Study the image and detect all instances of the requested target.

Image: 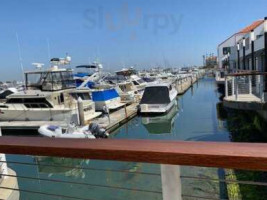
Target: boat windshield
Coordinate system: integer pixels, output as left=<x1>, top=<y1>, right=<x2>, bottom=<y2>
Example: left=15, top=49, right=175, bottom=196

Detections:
left=137, top=78, right=145, bottom=84
left=26, top=71, right=76, bottom=91
left=140, top=86, right=171, bottom=104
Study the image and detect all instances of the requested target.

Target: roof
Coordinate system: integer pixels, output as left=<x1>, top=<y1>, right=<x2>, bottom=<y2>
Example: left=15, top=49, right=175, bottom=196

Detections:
left=238, top=20, right=264, bottom=34
left=218, top=19, right=264, bottom=47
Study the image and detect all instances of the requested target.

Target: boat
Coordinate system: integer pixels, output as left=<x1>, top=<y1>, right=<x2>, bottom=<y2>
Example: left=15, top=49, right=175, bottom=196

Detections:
left=74, top=63, right=103, bottom=88
left=38, top=123, right=109, bottom=139
left=0, top=56, right=102, bottom=122
left=76, top=63, right=126, bottom=111
left=0, top=88, right=18, bottom=103
left=139, top=82, right=178, bottom=114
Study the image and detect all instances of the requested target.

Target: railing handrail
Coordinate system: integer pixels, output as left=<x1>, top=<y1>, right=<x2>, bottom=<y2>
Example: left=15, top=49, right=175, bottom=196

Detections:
left=1, top=136, right=267, bottom=171
left=226, top=71, right=267, bottom=77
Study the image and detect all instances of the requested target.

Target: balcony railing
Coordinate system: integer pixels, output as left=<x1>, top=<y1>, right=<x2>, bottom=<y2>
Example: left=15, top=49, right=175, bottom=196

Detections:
left=225, top=71, right=267, bottom=103
left=1, top=137, right=267, bottom=199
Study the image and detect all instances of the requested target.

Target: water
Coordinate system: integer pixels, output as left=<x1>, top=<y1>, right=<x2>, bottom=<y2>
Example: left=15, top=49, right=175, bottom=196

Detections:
left=111, top=77, right=229, bottom=141
left=5, top=77, right=267, bottom=200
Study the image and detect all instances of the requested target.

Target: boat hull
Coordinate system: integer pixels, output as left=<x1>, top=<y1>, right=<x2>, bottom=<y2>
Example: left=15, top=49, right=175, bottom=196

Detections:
left=140, top=98, right=177, bottom=114
left=0, top=109, right=75, bottom=122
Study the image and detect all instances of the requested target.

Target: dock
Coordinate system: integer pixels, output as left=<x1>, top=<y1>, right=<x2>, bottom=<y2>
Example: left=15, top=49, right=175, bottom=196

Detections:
left=91, top=103, right=138, bottom=132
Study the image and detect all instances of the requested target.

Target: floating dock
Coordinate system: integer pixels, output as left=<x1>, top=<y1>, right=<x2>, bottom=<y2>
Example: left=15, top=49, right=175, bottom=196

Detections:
left=91, top=103, right=138, bottom=132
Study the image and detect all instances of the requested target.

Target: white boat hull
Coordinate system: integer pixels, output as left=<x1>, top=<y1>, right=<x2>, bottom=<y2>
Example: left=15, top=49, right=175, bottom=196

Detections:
left=94, top=97, right=125, bottom=111
left=38, top=125, right=95, bottom=139
left=140, top=98, right=176, bottom=114
left=0, top=109, right=75, bottom=121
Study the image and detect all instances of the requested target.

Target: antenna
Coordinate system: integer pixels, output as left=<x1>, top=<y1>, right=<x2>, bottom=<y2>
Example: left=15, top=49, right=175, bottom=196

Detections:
left=16, top=33, right=26, bottom=91
left=47, top=38, right=51, bottom=61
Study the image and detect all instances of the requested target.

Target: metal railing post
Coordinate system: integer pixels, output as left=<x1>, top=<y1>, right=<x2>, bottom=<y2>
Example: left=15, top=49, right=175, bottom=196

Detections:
left=235, top=77, right=238, bottom=101
left=249, top=75, right=252, bottom=94
left=232, top=77, right=235, bottom=96
left=225, top=77, right=228, bottom=98
left=161, top=165, right=182, bottom=200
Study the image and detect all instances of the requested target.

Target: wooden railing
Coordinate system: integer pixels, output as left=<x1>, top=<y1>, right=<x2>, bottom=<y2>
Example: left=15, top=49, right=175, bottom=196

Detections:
left=1, top=136, right=267, bottom=171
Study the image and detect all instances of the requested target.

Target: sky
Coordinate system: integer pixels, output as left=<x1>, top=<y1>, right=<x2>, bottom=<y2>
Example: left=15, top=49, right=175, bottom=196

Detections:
left=0, top=0, right=267, bottom=81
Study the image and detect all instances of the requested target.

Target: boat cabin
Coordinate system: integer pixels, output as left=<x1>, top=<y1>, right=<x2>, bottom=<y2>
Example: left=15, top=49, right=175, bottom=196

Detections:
left=25, top=69, right=76, bottom=91
left=140, top=84, right=173, bottom=105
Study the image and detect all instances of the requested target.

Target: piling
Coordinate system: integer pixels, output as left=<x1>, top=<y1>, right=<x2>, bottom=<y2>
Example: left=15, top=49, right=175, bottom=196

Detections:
left=77, top=97, right=85, bottom=126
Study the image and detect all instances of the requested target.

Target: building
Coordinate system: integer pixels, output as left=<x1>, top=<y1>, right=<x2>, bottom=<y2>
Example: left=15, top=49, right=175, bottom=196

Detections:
left=205, top=54, right=217, bottom=67
left=217, top=18, right=266, bottom=72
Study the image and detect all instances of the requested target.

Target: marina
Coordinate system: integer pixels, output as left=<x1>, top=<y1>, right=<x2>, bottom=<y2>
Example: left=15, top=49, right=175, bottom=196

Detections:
left=1, top=1, right=267, bottom=200
left=2, top=76, right=267, bottom=200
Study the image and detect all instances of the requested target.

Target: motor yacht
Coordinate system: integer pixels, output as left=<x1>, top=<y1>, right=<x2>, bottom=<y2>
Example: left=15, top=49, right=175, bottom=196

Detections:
left=0, top=57, right=101, bottom=122
left=139, top=82, right=178, bottom=114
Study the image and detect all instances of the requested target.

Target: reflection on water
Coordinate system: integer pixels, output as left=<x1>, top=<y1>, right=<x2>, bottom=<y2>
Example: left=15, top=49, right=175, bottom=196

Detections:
left=112, top=77, right=229, bottom=141
left=216, top=105, right=267, bottom=200
left=36, top=156, right=89, bottom=178
left=141, top=104, right=179, bottom=134
left=6, top=77, right=267, bottom=200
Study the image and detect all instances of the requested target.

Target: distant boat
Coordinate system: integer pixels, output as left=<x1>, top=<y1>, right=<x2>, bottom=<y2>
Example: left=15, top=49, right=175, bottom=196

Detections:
left=139, top=82, right=178, bottom=114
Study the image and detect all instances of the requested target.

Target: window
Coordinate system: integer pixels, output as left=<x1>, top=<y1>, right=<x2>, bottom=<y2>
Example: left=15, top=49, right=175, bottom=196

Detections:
left=223, top=47, right=231, bottom=55
left=133, top=81, right=139, bottom=85
left=6, top=98, right=53, bottom=108
left=71, top=93, right=91, bottom=100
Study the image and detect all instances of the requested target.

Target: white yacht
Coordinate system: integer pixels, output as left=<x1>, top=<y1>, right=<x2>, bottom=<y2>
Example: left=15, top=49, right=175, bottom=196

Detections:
left=115, top=68, right=147, bottom=98
left=0, top=57, right=101, bottom=122
left=139, top=83, right=178, bottom=114
left=75, top=63, right=125, bottom=112
left=115, top=81, right=139, bottom=103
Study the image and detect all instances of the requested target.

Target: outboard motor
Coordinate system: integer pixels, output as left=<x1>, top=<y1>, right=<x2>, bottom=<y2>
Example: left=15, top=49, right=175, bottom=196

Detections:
left=88, top=123, right=109, bottom=138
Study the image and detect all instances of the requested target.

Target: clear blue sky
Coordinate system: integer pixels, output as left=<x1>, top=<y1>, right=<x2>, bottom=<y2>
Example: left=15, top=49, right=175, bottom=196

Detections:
left=0, top=0, right=267, bottom=81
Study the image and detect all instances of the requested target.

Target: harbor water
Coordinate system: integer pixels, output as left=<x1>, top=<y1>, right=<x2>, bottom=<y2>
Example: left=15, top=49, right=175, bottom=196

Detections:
left=5, top=77, right=267, bottom=200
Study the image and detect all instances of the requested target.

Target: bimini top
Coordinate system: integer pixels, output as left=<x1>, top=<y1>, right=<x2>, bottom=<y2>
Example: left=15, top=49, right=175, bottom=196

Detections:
left=76, top=65, right=98, bottom=69
left=140, top=83, right=172, bottom=104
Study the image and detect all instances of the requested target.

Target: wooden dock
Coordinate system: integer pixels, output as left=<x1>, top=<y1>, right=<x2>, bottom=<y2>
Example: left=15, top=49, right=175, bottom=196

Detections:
left=91, top=103, right=138, bottom=132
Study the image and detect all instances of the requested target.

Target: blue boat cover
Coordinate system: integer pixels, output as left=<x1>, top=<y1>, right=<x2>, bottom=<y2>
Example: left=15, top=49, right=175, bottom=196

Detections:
left=74, top=73, right=90, bottom=78
left=92, top=89, right=119, bottom=101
